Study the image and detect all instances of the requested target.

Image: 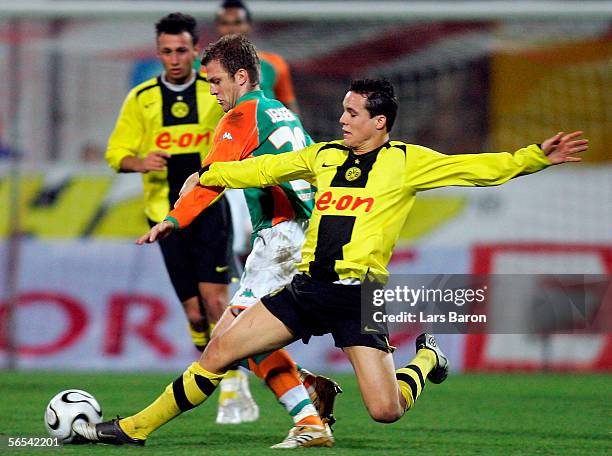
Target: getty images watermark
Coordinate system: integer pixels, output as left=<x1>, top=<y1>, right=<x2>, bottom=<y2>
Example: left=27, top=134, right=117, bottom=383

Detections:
left=371, top=283, right=488, bottom=323
left=361, top=274, right=612, bottom=334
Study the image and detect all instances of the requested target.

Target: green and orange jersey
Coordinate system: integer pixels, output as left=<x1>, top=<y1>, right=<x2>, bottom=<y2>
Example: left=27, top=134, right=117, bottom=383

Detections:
left=166, top=90, right=314, bottom=234
left=258, top=51, right=296, bottom=109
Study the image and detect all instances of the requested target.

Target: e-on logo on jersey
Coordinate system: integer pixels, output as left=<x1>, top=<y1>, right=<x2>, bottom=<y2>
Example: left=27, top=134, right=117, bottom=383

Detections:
left=155, top=131, right=212, bottom=149
left=315, top=191, right=374, bottom=213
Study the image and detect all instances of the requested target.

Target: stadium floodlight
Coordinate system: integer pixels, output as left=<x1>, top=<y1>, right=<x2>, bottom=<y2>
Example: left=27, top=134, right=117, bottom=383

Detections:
left=0, top=1, right=610, bottom=20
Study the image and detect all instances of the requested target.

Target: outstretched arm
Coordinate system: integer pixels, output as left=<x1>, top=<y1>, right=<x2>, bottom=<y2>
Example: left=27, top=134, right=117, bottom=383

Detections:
left=135, top=105, right=260, bottom=244
left=136, top=144, right=317, bottom=244
left=408, top=131, right=587, bottom=191
left=135, top=184, right=225, bottom=244
left=199, top=144, right=318, bottom=189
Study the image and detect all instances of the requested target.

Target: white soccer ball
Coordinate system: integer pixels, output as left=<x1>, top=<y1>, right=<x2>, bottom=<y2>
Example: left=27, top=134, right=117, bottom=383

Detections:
left=44, top=389, right=103, bottom=443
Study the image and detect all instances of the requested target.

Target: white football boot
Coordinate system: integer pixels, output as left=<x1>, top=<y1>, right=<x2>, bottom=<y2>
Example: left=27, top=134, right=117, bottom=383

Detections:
left=270, top=424, right=334, bottom=449
left=216, top=369, right=259, bottom=424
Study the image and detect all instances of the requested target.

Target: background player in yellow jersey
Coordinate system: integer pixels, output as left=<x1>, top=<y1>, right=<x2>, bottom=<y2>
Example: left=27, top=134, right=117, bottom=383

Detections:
left=76, top=78, right=587, bottom=448
left=105, top=13, right=258, bottom=421
left=215, top=0, right=300, bottom=115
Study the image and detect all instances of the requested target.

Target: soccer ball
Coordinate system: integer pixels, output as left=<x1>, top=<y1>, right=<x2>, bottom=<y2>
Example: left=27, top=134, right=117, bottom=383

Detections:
left=44, top=389, right=103, bottom=443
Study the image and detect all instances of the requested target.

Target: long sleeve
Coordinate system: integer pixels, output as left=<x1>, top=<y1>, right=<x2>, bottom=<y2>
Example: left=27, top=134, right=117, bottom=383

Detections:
left=105, top=91, right=144, bottom=171
left=406, top=144, right=552, bottom=191
left=165, top=185, right=225, bottom=229
left=166, top=101, right=260, bottom=229
left=200, top=143, right=319, bottom=189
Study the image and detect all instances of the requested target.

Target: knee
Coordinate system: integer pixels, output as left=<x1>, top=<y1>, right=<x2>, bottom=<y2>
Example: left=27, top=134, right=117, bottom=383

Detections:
left=181, top=298, right=205, bottom=325
left=185, top=307, right=204, bottom=326
left=206, top=296, right=228, bottom=313
left=200, top=291, right=228, bottom=319
left=367, top=402, right=403, bottom=423
left=201, top=335, right=235, bottom=371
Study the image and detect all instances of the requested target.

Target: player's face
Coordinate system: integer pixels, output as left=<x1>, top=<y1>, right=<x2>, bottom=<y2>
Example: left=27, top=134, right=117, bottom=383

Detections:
left=340, top=91, right=381, bottom=149
left=216, top=8, right=252, bottom=36
left=157, top=32, right=198, bottom=85
left=205, top=59, right=242, bottom=112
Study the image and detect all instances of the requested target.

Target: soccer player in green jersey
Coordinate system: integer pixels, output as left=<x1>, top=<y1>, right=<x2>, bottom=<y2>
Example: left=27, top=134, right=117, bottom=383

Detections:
left=105, top=13, right=264, bottom=423
left=75, top=73, right=587, bottom=448
left=74, top=35, right=338, bottom=448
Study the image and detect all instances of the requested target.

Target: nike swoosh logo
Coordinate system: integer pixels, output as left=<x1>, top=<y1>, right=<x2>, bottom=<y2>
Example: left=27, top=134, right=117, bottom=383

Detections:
left=215, top=265, right=229, bottom=272
left=322, top=163, right=338, bottom=168
left=363, top=325, right=379, bottom=333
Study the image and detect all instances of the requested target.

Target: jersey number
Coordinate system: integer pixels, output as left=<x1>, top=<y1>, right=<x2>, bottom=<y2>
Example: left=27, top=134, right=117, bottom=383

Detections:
left=268, top=126, right=311, bottom=198
left=269, top=126, right=307, bottom=151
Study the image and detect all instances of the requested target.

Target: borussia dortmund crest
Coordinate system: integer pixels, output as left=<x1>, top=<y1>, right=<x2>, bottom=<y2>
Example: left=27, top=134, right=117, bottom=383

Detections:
left=345, top=166, right=361, bottom=181
left=171, top=101, right=189, bottom=118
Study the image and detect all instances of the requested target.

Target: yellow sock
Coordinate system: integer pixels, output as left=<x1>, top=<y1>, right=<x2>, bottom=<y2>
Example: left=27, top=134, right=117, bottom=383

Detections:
left=190, top=321, right=217, bottom=351
left=189, top=325, right=209, bottom=352
left=218, top=368, right=241, bottom=405
left=119, top=362, right=225, bottom=440
left=396, top=349, right=436, bottom=411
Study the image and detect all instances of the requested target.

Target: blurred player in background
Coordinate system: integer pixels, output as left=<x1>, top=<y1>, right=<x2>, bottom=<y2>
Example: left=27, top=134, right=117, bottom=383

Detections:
left=75, top=75, right=588, bottom=449
left=216, top=0, right=300, bottom=115
left=104, top=12, right=253, bottom=419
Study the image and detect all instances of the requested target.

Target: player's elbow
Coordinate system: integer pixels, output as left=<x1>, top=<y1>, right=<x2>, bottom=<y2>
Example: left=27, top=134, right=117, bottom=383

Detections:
left=105, top=155, right=121, bottom=172
left=106, top=150, right=130, bottom=172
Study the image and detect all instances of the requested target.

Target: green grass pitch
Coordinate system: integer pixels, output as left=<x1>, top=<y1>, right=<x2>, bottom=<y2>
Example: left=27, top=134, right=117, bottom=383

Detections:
left=0, top=372, right=610, bottom=455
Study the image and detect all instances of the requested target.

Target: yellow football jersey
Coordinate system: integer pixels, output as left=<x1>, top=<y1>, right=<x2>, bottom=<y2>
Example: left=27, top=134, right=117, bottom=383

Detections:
left=106, top=74, right=224, bottom=222
left=200, top=140, right=551, bottom=282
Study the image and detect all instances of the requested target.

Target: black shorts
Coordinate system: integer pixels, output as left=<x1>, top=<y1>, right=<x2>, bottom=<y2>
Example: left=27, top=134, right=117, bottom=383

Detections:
left=151, top=196, right=236, bottom=302
left=261, top=273, right=392, bottom=353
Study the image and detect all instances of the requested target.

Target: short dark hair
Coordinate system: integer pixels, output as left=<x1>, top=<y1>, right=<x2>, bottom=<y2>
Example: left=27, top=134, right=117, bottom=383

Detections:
left=155, top=12, right=199, bottom=45
left=217, top=0, right=253, bottom=23
left=349, top=79, right=398, bottom=132
left=202, top=34, right=260, bottom=85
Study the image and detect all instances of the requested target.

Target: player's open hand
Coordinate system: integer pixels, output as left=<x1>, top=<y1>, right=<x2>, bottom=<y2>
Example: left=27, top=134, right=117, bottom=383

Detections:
left=141, top=151, right=170, bottom=172
left=541, top=131, right=588, bottom=165
left=178, top=171, right=200, bottom=198
left=135, top=220, right=174, bottom=245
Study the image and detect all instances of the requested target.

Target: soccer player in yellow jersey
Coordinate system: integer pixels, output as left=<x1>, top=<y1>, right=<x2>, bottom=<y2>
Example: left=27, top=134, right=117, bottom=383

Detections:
left=106, top=13, right=232, bottom=349
left=75, top=78, right=587, bottom=448
left=105, top=13, right=260, bottom=422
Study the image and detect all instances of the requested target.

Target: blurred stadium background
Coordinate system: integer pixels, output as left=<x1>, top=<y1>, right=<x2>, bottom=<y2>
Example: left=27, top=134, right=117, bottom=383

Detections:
left=0, top=0, right=611, bottom=376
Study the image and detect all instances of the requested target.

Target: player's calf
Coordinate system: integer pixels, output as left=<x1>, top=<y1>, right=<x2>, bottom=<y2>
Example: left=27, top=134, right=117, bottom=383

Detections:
left=367, top=400, right=404, bottom=423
